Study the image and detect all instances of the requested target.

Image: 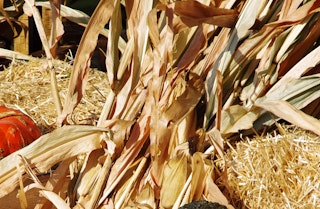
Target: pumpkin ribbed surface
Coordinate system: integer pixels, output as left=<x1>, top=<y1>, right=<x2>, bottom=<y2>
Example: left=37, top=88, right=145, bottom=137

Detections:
left=0, top=106, right=41, bottom=159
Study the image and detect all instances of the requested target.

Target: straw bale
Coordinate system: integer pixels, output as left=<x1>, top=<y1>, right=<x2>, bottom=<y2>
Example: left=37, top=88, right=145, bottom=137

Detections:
left=0, top=58, right=109, bottom=133
left=221, top=125, right=320, bottom=209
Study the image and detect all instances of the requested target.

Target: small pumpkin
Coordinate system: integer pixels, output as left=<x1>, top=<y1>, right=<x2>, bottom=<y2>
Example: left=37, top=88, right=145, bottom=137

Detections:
left=0, top=106, right=41, bottom=159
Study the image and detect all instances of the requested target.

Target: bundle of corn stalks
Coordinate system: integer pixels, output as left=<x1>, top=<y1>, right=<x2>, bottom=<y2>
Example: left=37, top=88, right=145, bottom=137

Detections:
left=1, top=0, right=320, bottom=208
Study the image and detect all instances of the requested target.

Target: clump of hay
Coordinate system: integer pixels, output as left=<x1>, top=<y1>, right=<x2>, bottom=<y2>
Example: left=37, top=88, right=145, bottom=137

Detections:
left=0, top=58, right=109, bottom=133
left=222, top=125, right=320, bottom=208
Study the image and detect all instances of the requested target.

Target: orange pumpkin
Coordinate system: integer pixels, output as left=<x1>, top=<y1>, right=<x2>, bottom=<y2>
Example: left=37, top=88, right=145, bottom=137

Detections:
left=0, top=106, right=41, bottom=159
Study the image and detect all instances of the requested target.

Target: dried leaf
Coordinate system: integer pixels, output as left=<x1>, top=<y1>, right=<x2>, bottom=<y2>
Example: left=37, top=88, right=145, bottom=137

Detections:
left=117, top=37, right=134, bottom=82
left=255, top=100, right=320, bottom=136
left=160, top=155, right=187, bottom=209
left=134, top=182, right=156, bottom=209
left=175, top=25, right=209, bottom=71
left=278, top=14, right=320, bottom=76
left=278, top=0, right=304, bottom=19
left=100, top=113, right=151, bottom=205
left=106, top=0, right=122, bottom=88
left=100, top=118, right=135, bottom=156
left=109, top=0, right=155, bottom=119
left=23, top=0, right=53, bottom=60
left=275, top=15, right=311, bottom=63
left=86, top=154, right=112, bottom=209
left=0, top=48, right=35, bottom=60
left=258, top=75, right=320, bottom=110
left=35, top=158, right=74, bottom=209
left=164, top=73, right=204, bottom=124
left=270, top=45, right=320, bottom=93
left=72, top=150, right=103, bottom=206
left=147, top=8, right=160, bottom=47
left=58, top=0, right=114, bottom=126
left=127, top=0, right=153, bottom=84
left=204, top=170, right=234, bottom=209
left=173, top=0, right=238, bottom=28
left=221, top=105, right=260, bottom=134
left=114, top=157, right=147, bottom=209
left=48, top=0, right=64, bottom=58
left=206, top=128, right=225, bottom=159
left=39, top=190, right=71, bottom=209
left=205, top=0, right=268, bottom=128
left=189, top=152, right=205, bottom=201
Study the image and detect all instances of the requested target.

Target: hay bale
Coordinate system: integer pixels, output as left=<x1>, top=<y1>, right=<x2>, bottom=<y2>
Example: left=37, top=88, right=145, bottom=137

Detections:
left=0, top=58, right=109, bottom=133
left=222, top=125, right=320, bottom=208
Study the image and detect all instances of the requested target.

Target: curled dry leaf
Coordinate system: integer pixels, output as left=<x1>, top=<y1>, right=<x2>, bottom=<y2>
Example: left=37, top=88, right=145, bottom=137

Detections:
left=255, top=100, right=320, bottom=136
left=220, top=105, right=260, bottom=134
left=48, top=0, right=65, bottom=58
left=270, top=45, right=320, bottom=93
left=173, top=0, right=238, bottom=28
left=58, top=0, right=114, bottom=126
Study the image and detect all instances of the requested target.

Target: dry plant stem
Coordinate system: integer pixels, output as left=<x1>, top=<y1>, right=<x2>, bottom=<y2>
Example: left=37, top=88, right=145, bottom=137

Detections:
left=97, top=91, right=116, bottom=127
left=24, top=0, right=53, bottom=61
left=86, top=154, right=112, bottom=209
left=19, top=155, right=42, bottom=185
left=24, top=0, right=62, bottom=118
left=0, top=48, right=35, bottom=60
left=216, top=70, right=223, bottom=131
left=172, top=174, right=192, bottom=209
left=114, top=157, right=147, bottom=209
left=51, top=69, right=62, bottom=116
left=17, top=162, right=28, bottom=209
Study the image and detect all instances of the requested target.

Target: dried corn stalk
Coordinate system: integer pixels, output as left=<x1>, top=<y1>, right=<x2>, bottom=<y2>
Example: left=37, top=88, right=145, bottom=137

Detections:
left=0, top=0, right=320, bottom=208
